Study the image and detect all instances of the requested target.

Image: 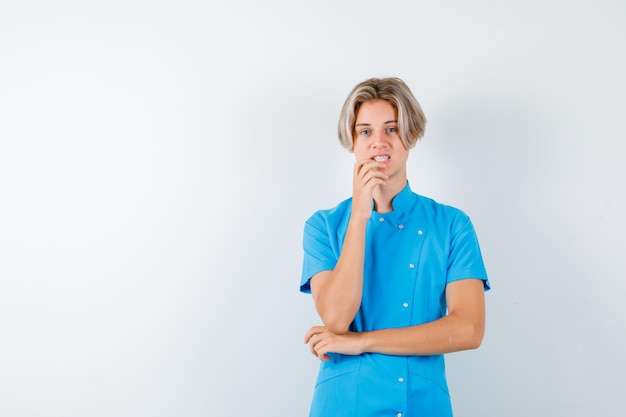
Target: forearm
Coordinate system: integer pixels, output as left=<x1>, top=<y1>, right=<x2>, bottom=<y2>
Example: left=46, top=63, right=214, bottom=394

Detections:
left=313, top=217, right=368, bottom=334
left=304, top=311, right=484, bottom=362
left=360, top=312, right=485, bottom=356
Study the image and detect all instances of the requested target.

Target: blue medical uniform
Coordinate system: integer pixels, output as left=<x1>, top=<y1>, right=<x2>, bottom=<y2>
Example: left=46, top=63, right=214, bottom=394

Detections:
left=301, top=182, right=490, bottom=417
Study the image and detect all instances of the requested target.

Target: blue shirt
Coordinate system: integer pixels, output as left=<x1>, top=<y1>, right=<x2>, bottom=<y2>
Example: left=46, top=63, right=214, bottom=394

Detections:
left=301, top=182, right=490, bottom=417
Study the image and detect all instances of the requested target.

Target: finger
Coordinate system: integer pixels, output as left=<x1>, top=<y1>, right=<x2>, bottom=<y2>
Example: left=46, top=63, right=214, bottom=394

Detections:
left=355, top=158, right=385, bottom=168
left=308, top=332, right=318, bottom=346
left=309, top=335, right=325, bottom=357
left=355, top=159, right=385, bottom=178
left=361, top=170, right=388, bottom=185
left=309, top=338, right=318, bottom=356
left=357, top=164, right=388, bottom=183
left=306, top=333, right=322, bottom=350
left=304, top=326, right=325, bottom=343
left=354, top=161, right=384, bottom=182
left=314, top=339, right=329, bottom=360
left=359, top=173, right=387, bottom=191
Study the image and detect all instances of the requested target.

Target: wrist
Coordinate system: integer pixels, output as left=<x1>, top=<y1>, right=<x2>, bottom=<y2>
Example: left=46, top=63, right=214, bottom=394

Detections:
left=348, top=214, right=369, bottom=228
left=358, top=331, right=373, bottom=354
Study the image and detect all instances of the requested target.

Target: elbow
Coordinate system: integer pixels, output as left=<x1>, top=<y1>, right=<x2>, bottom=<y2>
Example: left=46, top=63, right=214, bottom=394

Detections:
left=451, top=315, right=484, bottom=350
left=321, top=315, right=352, bottom=335
left=466, top=332, right=483, bottom=350
left=324, top=320, right=351, bottom=335
left=450, top=310, right=485, bottom=350
left=316, top=303, right=358, bottom=335
left=465, top=324, right=485, bottom=350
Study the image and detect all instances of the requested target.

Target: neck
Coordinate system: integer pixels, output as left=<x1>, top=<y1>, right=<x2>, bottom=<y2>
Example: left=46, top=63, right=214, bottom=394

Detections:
left=372, top=176, right=406, bottom=214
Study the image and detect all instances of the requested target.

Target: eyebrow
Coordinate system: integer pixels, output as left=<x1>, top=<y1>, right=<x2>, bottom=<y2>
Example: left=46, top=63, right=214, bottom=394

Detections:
left=355, top=120, right=398, bottom=127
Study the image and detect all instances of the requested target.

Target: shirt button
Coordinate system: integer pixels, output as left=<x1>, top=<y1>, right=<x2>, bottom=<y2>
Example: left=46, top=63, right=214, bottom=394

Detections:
left=403, top=302, right=409, bottom=308
left=398, top=224, right=404, bottom=229
left=417, top=229, right=423, bottom=235
left=398, top=377, right=405, bottom=383
left=379, top=217, right=385, bottom=222
left=409, top=263, right=415, bottom=269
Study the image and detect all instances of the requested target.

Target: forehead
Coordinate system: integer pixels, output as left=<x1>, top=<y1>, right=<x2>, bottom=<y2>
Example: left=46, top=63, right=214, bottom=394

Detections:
left=355, top=99, right=397, bottom=123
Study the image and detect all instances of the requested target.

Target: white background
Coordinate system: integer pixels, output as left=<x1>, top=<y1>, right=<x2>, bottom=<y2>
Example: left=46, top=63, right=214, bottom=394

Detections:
left=1, top=1, right=625, bottom=416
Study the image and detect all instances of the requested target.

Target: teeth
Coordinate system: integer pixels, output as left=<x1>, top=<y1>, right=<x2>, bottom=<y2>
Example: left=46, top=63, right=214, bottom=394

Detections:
left=374, top=155, right=389, bottom=162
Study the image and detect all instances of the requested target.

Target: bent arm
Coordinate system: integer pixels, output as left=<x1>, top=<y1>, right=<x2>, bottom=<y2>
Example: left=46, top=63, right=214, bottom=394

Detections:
left=307, top=159, right=389, bottom=335
left=306, top=278, right=486, bottom=359
left=310, top=217, right=368, bottom=334
left=361, top=278, right=486, bottom=355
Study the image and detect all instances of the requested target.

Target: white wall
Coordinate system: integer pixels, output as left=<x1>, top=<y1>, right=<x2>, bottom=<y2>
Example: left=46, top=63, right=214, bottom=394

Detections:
left=1, top=1, right=624, bottom=415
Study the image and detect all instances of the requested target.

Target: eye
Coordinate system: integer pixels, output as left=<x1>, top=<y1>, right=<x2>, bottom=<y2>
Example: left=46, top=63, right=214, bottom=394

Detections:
left=386, top=126, right=398, bottom=134
left=359, top=129, right=371, bottom=135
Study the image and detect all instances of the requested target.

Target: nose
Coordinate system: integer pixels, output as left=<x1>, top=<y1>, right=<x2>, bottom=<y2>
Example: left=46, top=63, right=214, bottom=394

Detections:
left=371, top=130, right=388, bottom=148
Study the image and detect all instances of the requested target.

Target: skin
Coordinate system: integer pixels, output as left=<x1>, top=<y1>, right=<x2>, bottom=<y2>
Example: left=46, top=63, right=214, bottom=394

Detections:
left=304, top=99, right=486, bottom=361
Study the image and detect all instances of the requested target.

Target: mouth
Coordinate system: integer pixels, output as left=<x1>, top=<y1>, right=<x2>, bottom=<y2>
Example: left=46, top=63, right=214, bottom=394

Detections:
left=373, top=155, right=390, bottom=162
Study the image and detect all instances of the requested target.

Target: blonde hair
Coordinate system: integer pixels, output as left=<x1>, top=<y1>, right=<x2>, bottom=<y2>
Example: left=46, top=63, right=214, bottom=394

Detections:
left=338, top=77, right=426, bottom=151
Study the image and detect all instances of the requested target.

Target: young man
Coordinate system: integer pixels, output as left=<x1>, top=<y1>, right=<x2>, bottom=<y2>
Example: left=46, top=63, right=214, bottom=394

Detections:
left=301, top=77, right=490, bottom=417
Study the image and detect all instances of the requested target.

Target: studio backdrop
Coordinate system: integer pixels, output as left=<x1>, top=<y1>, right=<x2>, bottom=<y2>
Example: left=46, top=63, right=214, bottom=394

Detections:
left=1, top=1, right=624, bottom=416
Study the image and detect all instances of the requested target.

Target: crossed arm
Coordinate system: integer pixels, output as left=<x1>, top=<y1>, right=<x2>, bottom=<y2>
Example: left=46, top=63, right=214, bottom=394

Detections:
left=305, top=159, right=486, bottom=360
left=304, top=277, right=486, bottom=361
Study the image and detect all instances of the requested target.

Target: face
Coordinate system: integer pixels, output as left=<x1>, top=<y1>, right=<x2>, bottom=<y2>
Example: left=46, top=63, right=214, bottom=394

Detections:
left=352, top=99, right=409, bottom=182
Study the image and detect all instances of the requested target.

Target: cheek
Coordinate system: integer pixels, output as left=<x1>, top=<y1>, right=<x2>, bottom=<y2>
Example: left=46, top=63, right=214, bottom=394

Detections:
left=352, top=145, right=367, bottom=160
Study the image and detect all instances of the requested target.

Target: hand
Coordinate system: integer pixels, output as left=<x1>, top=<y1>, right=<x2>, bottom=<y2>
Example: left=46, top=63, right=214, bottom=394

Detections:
left=304, top=326, right=364, bottom=361
left=351, top=159, right=388, bottom=221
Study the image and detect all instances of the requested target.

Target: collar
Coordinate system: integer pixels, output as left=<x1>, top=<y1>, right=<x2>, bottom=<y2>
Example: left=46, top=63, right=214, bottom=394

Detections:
left=373, top=181, right=415, bottom=216
left=391, top=181, right=414, bottom=212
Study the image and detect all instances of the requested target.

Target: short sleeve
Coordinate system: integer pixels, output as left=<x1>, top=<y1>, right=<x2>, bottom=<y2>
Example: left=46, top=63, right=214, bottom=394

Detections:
left=300, top=213, right=339, bottom=294
left=447, top=212, right=490, bottom=290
